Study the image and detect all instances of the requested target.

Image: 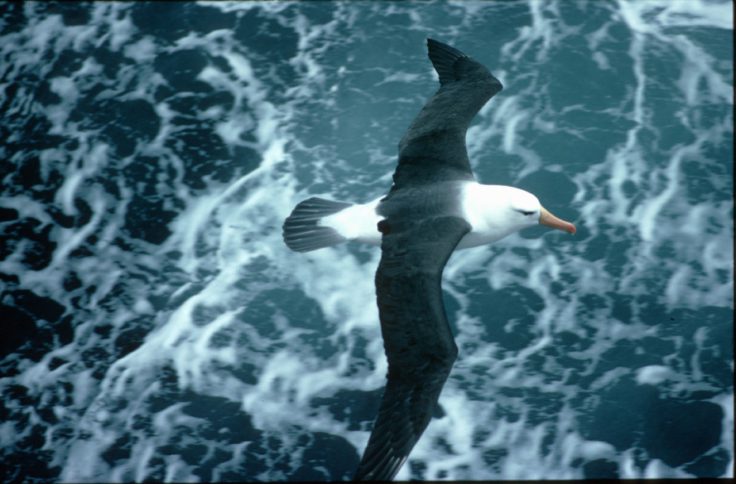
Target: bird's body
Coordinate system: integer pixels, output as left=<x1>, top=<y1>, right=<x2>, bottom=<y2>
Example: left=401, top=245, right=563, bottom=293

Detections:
left=318, top=182, right=556, bottom=249
left=283, top=38, right=576, bottom=481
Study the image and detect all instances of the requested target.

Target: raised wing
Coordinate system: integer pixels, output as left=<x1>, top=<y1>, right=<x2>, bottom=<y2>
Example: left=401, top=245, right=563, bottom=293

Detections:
left=391, top=38, right=503, bottom=189
left=354, top=215, right=471, bottom=481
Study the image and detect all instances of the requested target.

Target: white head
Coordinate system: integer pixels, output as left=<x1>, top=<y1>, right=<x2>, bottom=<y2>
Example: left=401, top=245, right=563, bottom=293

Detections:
left=463, top=184, right=576, bottom=245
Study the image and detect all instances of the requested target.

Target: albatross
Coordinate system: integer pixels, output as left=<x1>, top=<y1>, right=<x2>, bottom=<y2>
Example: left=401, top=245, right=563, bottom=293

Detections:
left=282, top=38, right=576, bottom=481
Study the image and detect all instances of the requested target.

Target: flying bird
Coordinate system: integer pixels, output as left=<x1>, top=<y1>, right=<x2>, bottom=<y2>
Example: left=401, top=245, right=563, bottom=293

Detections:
left=282, top=38, right=576, bottom=481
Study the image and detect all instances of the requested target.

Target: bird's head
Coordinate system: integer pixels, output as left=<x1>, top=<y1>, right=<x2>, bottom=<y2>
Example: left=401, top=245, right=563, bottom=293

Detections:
left=507, top=187, right=576, bottom=235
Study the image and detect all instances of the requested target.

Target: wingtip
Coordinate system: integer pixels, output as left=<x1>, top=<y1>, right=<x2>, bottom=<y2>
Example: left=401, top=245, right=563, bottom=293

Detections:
left=425, top=38, right=468, bottom=85
left=426, top=37, right=465, bottom=54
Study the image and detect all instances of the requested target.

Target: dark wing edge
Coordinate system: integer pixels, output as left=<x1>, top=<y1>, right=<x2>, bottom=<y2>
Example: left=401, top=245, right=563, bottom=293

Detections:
left=426, top=38, right=469, bottom=85
left=354, top=216, right=471, bottom=481
left=426, top=37, right=504, bottom=90
left=392, top=39, right=503, bottom=189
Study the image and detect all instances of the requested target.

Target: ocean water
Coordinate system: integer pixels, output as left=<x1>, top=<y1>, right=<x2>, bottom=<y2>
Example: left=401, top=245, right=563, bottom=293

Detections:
left=0, top=0, right=732, bottom=482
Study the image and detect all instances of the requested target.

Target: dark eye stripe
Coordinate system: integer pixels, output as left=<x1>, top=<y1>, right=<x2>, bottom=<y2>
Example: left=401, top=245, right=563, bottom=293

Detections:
left=516, top=209, right=535, bottom=216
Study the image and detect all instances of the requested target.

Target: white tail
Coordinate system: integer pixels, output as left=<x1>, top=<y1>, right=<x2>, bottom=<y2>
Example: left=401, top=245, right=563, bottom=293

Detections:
left=282, top=197, right=353, bottom=252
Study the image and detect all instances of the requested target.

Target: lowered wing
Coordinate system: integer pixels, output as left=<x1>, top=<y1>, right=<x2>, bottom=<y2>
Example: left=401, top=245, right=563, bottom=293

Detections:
left=354, top=215, right=471, bottom=481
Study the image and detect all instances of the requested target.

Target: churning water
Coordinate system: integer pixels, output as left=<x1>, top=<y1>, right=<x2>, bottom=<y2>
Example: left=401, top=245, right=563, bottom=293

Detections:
left=1, top=1, right=732, bottom=481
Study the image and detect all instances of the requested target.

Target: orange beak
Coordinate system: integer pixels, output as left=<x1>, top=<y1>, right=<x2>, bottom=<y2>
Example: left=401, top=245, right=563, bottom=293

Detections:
left=539, top=206, right=576, bottom=234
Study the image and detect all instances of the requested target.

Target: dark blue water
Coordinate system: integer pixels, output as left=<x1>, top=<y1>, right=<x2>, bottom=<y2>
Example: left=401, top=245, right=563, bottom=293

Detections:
left=0, top=1, right=732, bottom=482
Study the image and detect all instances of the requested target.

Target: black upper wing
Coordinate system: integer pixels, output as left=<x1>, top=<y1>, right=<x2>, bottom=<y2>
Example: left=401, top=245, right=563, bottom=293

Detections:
left=391, top=38, right=503, bottom=189
left=354, top=215, right=471, bottom=481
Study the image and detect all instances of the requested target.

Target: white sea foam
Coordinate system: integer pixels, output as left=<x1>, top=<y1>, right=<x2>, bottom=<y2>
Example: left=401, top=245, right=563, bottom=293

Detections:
left=1, top=1, right=732, bottom=482
left=636, top=364, right=675, bottom=385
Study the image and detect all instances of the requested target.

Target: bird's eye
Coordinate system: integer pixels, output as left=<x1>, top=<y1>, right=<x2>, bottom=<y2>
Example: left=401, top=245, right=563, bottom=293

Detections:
left=515, top=209, right=535, bottom=216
